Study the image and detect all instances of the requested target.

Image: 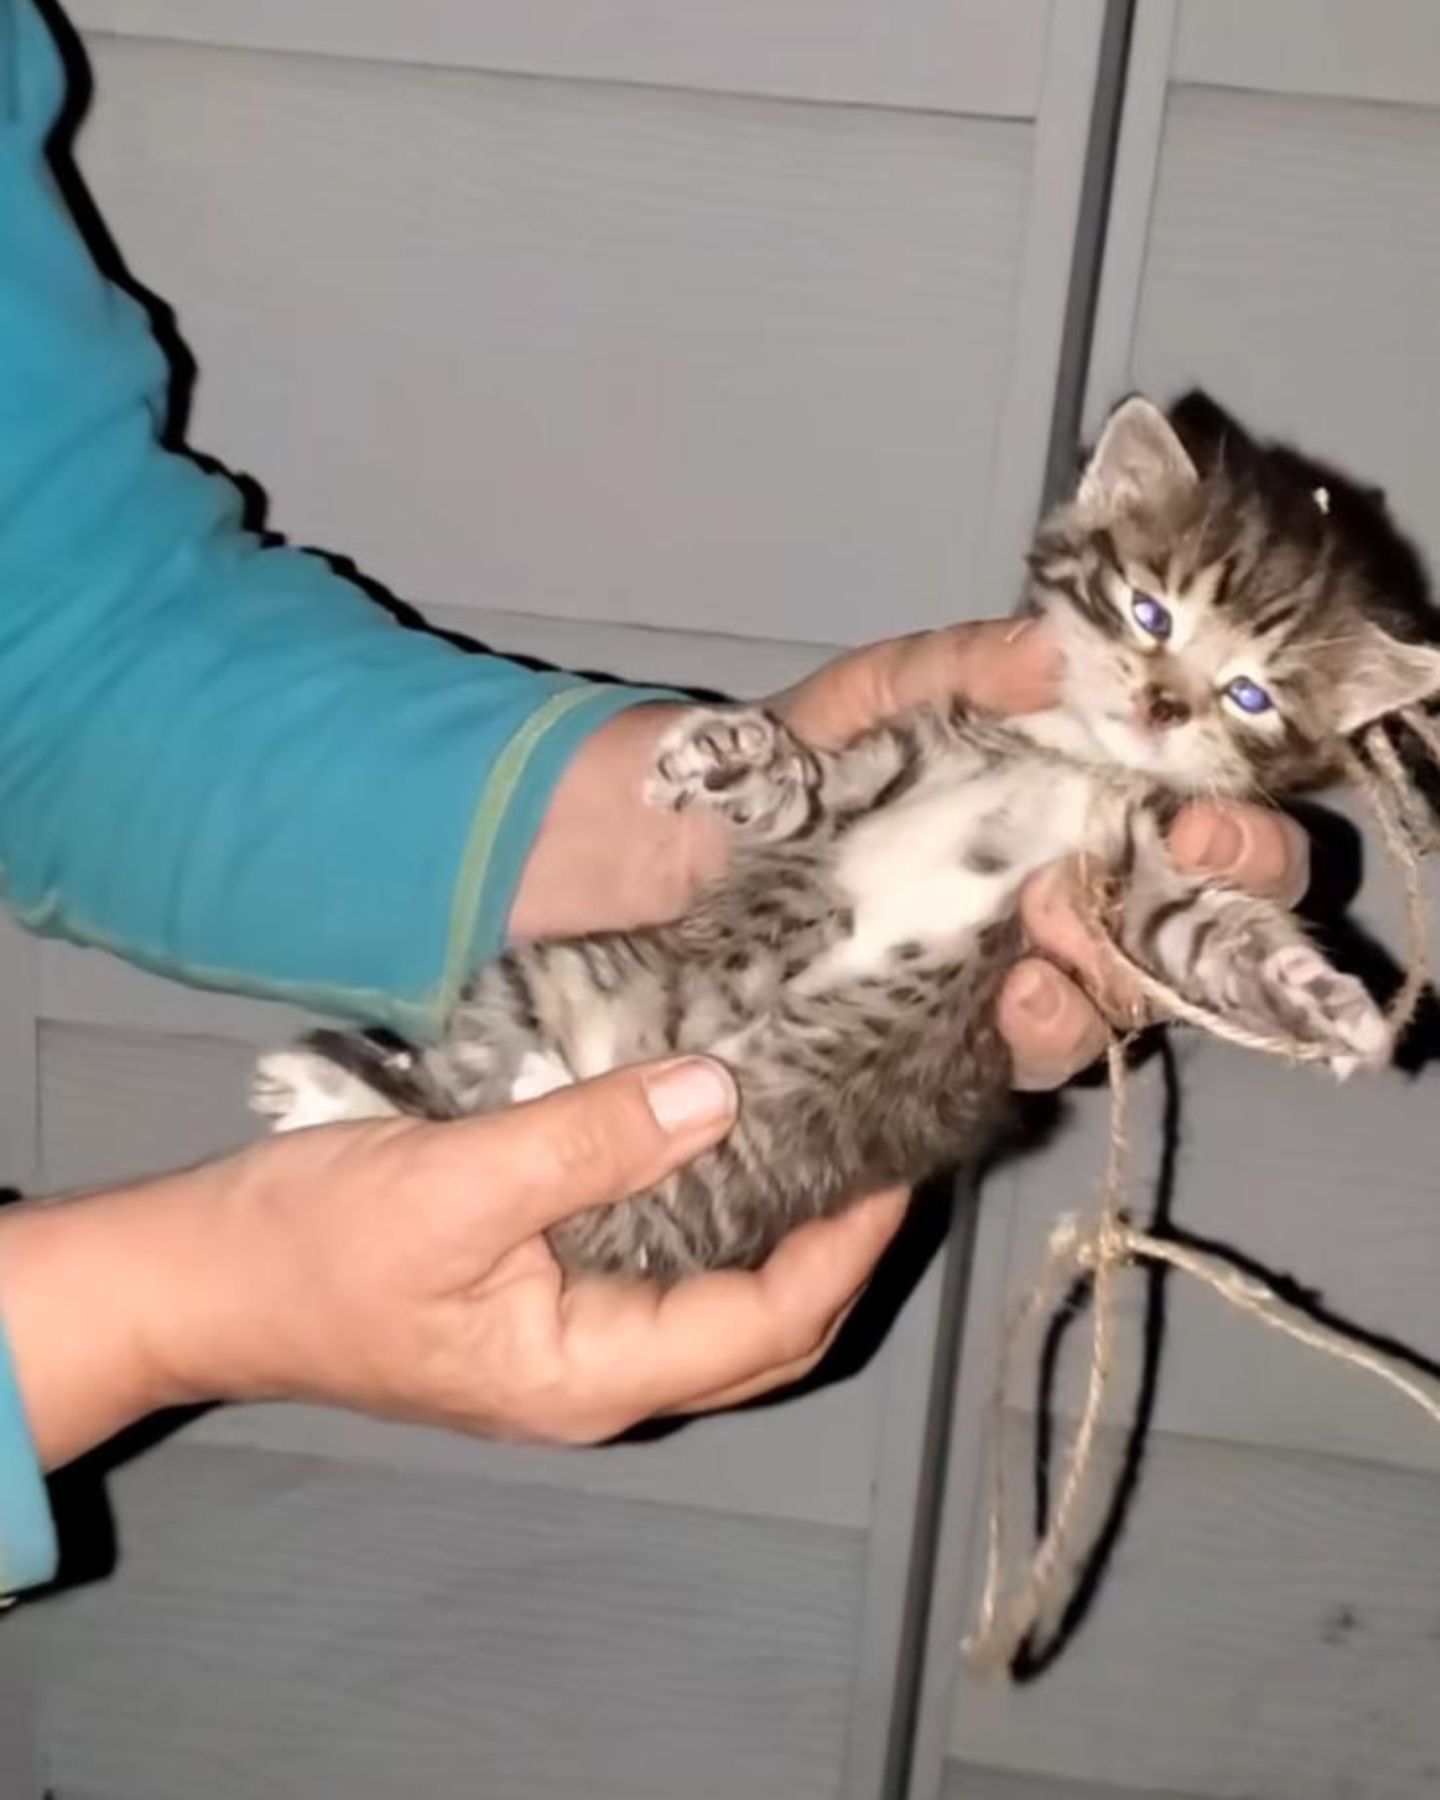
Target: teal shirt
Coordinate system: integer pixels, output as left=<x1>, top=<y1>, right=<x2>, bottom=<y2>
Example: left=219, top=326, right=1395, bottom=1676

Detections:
left=0, top=0, right=670, bottom=1594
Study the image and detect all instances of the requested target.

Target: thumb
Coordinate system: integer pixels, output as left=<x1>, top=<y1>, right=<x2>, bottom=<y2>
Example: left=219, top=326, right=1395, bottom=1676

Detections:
left=442, top=1056, right=738, bottom=1239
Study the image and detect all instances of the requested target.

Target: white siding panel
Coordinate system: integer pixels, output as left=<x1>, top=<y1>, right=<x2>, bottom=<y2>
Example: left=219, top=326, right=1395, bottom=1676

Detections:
left=75, top=36, right=1033, bottom=646
left=943, top=1768, right=1208, bottom=1800
left=1173, top=0, right=1440, bottom=111
left=948, top=1428, right=1440, bottom=1798
left=1129, top=85, right=1440, bottom=574
left=22, top=1446, right=866, bottom=1800
left=70, top=0, right=1053, bottom=118
left=38, top=1019, right=259, bottom=1192
left=995, top=1052, right=1440, bottom=1476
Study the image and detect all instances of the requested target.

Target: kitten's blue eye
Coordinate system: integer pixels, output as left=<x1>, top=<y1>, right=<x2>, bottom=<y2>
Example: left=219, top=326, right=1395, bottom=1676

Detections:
left=1130, top=592, right=1172, bottom=640
left=1225, top=675, right=1273, bottom=716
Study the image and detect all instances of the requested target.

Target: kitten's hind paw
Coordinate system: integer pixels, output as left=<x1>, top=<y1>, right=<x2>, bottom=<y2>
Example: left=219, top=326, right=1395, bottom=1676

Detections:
left=250, top=1048, right=402, bottom=1132
left=1260, top=944, right=1392, bottom=1080
left=645, top=707, right=817, bottom=840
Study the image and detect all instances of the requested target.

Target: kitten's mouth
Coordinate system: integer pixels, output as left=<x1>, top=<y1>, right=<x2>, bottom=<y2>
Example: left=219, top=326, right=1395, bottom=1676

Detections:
left=1092, top=710, right=1161, bottom=767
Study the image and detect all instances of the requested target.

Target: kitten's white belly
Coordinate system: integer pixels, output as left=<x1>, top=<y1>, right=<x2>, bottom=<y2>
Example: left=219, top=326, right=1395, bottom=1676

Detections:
left=813, top=762, right=1099, bottom=984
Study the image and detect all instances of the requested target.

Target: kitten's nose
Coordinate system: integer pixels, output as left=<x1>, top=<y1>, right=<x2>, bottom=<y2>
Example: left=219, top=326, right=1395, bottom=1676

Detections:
left=1140, top=685, right=1191, bottom=730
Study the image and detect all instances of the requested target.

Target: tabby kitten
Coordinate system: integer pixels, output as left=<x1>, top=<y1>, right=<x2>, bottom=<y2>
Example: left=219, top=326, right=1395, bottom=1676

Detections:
left=252, top=396, right=1440, bottom=1280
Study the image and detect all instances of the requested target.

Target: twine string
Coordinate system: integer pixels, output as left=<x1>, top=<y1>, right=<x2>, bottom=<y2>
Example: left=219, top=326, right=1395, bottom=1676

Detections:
left=963, top=717, right=1440, bottom=1678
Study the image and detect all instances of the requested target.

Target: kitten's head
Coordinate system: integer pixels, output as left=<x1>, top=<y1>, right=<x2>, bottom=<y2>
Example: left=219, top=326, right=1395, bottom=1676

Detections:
left=1028, top=392, right=1440, bottom=796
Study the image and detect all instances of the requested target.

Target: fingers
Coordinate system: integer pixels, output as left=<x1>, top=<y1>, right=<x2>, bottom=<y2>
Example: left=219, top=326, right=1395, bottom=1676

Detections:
left=1168, top=802, right=1311, bottom=906
left=1014, top=806, right=1313, bottom=1062
left=1019, top=862, right=1139, bottom=1018
left=774, top=619, right=1062, bottom=748
left=997, top=958, right=1111, bottom=1092
left=864, top=620, right=1062, bottom=727
left=555, top=1188, right=908, bottom=1434
left=440, top=1057, right=738, bottom=1238
left=671, top=1295, right=857, bottom=1416
left=925, top=618, right=1064, bottom=718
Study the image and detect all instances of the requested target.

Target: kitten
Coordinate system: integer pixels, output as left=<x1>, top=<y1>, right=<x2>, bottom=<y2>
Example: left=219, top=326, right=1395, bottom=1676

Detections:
left=251, top=396, right=1440, bottom=1281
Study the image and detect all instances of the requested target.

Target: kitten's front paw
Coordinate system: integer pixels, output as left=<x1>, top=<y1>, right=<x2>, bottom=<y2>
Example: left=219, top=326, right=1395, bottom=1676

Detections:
left=250, top=1049, right=401, bottom=1132
left=645, top=707, right=816, bottom=839
left=1261, top=944, right=1391, bottom=1079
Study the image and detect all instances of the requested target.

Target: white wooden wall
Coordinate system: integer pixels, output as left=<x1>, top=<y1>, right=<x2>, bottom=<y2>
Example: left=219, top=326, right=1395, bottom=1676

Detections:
left=912, top=6, right=1440, bottom=1799
left=1, top=5, right=1119, bottom=1798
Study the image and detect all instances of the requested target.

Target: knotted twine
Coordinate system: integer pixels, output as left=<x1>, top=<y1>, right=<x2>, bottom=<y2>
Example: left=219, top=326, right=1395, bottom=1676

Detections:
left=963, top=709, right=1440, bottom=1679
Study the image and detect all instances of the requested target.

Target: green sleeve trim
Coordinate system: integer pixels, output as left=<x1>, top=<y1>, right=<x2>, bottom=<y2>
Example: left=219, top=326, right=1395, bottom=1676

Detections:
left=439, top=683, right=601, bottom=1015
left=441, top=681, right=679, bottom=1020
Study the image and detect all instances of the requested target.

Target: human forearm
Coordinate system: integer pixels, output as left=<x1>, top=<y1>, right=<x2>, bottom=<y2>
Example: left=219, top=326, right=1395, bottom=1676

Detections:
left=0, top=1179, right=208, bottom=1470
left=509, top=701, right=731, bottom=941
left=1, top=1, right=673, bottom=1030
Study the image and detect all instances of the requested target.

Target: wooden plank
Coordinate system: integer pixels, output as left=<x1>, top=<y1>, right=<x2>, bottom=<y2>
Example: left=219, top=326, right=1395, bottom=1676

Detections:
left=0, top=914, right=40, bottom=1192
left=904, top=1166, right=1025, bottom=1800
left=37, top=1021, right=259, bottom=1193
left=996, top=1052, right=1440, bottom=1479
left=418, top=603, right=837, bottom=695
left=0, top=1621, right=42, bottom=1800
left=943, top=1765, right=1211, bottom=1800
left=19, top=1445, right=867, bottom=1800
left=1130, top=83, right=1440, bottom=575
left=39, top=942, right=317, bottom=1043
left=75, top=37, right=1032, bottom=647
left=71, top=0, right=1052, bottom=119
left=188, top=1376, right=884, bottom=1535
left=980, top=0, right=1111, bottom=601
left=1173, top=0, right=1440, bottom=112
left=1080, top=0, right=1179, bottom=438
left=946, top=1428, right=1440, bottom=1797
left=841, top=1188, right=977, bottom=1800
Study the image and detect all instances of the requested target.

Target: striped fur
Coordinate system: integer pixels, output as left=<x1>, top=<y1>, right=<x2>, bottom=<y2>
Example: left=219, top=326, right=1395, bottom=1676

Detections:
left=253, top=395, right=1440, bottom=1280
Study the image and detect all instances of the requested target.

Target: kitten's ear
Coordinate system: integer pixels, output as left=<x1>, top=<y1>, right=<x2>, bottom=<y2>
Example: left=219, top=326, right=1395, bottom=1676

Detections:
left=1077, top=396, right=1199, bottom=518
left=1333, top=627, right=1440, bottom=735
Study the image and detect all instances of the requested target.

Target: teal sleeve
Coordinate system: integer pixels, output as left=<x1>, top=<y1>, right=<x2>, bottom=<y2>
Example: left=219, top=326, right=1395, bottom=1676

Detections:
left=0, top=3, right=677, bottom=1589
left=0, top=1310, right=55, bottom=1598
left=0, top=0, right=675, bottom=1043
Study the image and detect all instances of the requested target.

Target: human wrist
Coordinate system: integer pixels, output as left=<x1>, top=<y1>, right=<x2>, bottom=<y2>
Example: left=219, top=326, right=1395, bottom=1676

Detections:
left=510, top=700, right=726, bottom=936
left=0, top=1173, right=229, bottom=1468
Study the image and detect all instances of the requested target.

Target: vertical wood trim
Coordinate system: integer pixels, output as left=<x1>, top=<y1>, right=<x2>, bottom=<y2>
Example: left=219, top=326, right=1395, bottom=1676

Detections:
left=980, top=0, right=1112, bottom=606
left=901, top=1181, right=1025, bottom=1800
left=0, top=917, right=40, bottom=1193
left=1080, top=0, right=1178, bottom=437
left=840, top=1186, right=977, bottom=1800
left=0, top=1619, right=42, bottom=1798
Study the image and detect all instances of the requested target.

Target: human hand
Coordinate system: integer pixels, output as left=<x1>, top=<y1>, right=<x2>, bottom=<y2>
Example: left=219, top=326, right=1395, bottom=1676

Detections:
left=0, top=1058, right=906, bottom=1468
left=1002, top=804, right=1313, bottom=1090
left=775, top=620, right=1312, bottom=1088
left=510, top=620, right=1061, bottom=942
left=512, top=617, right=1310, bottom=1091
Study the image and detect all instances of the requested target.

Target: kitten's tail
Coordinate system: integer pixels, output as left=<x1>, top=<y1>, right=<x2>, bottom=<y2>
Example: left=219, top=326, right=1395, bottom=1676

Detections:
left=303, top=1028, right=460, bottom=1121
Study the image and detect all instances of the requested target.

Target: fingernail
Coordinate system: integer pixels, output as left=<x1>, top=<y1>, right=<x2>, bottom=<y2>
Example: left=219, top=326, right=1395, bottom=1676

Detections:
left=1011, top=965, right=1063, bottom=1025
left=644, top=1059, right=737, bottom=1133
left=1195, top=815, right=1244, bottom=873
